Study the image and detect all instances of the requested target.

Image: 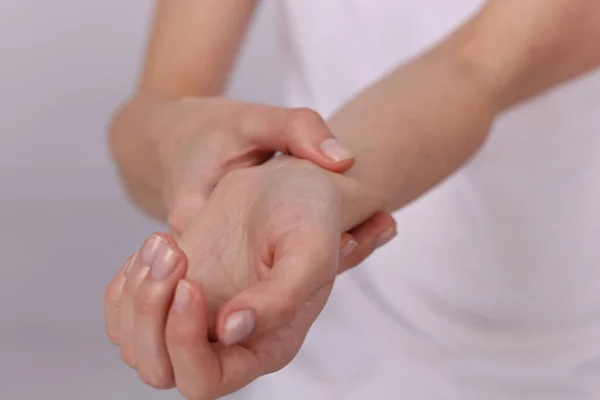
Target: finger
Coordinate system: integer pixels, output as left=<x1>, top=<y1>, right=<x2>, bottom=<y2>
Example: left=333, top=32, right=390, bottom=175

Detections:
left=167, top=280, right=267, bottom=399
left=104, top=254, right=135, bottom=345
left=215, top=231, right=338, bottom=346
left=166, top=280, right=222, bottom=400
left=239, top=105, right=355, bottom=173
left=133, top=234, right=187, bottom=389
left=339, top=212, right=397, bottom=273
left=118, top=233, right=168, bottom=367
left=339, top=233, right=359, bottom=262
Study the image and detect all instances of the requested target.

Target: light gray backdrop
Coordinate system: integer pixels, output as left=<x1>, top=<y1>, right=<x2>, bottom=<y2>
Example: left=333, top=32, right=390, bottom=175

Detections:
left=0, top=1, right=281, bottom=398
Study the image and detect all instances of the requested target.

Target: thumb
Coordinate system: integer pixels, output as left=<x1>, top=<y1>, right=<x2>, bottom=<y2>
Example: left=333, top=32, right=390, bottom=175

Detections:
left=239, top=105, right=355, bottom=173
left=215, top=241, right=338, bottom=346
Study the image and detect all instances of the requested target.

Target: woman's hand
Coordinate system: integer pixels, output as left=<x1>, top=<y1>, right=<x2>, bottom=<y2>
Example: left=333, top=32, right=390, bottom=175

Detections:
left=104, top=157, right=396, bottom=399
left=110, top=95, right=357, bottom=235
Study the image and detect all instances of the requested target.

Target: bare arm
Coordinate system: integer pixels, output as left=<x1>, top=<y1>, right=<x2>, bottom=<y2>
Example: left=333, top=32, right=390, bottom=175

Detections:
left=138, top=0, right=258, bottom=98
left=109, top=0, right=258, bottom=219
left=330, top=0, right=600, bottom=231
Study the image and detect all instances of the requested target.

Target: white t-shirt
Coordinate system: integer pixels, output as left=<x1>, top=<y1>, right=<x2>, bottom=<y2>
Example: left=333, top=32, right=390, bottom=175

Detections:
left=247, top=1, right=600, bottom=399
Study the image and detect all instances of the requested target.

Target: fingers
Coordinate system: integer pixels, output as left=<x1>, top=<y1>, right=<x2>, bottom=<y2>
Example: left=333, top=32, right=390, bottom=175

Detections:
left=339, top=233, right=359, bottom=262
left=213, top=213, right=397, bottom=347
left=132, top=234, right=188, bottom=389
left=165, top=280, right=221, bottom=400
left=105, top=232, right=264, bottom=397
left=118, top=248, right=146, bottom=367
left=166, top=280, right=267, bottom=400
left=339, top=212, right=397, bottom=273
left=239, top=105, right=355, bottom=173
left=103, top=213, right=397, bottom=396
left=215, top=233, right=338, bottom=346
left=111, top=233, right=188, bottom=390
left=104, top=254, right=133, bottom=345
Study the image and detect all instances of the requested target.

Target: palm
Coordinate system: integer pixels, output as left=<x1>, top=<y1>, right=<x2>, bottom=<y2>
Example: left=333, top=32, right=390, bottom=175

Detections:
left=176, top=157, right=341, bottom=372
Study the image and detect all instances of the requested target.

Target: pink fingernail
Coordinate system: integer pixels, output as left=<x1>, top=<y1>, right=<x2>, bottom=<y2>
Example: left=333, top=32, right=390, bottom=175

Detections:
left=339, top=239, right=358, bottom=259
left=375, top=227, right=397, bottom=248
left=141, top=235, right=164, bottom=266
left=151, top=245, right=177, bottom=280
left=320, top=138, right=354, bottom=162
left=173, top=281, right=192, bottom=312
left=141, top=235, right=177, bottom=280
left=222, top=310, right=255, bottom=346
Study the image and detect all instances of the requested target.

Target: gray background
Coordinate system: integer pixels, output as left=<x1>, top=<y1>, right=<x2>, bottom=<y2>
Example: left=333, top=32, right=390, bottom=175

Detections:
left=0, top=1, right=281, bottom=398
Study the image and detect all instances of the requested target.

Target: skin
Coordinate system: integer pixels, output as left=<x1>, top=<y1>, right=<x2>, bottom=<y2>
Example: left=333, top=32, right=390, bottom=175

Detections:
left=105, top=0, right=600, bottom=398
left=110, top=96, right=382, bottom=235
left=105, top=159, right=395, bottom=396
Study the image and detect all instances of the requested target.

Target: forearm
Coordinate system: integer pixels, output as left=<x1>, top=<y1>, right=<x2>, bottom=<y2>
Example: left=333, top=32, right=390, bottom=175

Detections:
left=109, top=97, right=167, bottom=220
left=138, top=0, right=258, bottom=98
left=456, top=0, right=600, bottom=109
left=329, top=0, right=600, bottom=230
left=329, top=53, right=495, bottom=230
left=110, top=1, right=257, bottom=219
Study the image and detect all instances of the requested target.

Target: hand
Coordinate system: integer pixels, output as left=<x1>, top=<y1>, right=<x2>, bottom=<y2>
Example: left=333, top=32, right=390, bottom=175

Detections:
left=111, top=96, right=357, bottom=235
left=104, top=157, right=397, bottom=399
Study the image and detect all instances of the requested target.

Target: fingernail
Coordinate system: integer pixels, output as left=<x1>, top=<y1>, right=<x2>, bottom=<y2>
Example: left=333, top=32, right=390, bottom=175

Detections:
left=222, top=310, right=255, bottom=346
left=151, top=244, right=177, bottom=280
left=173, top=280, right=192, bottom=312
left=339, top=239, right=358, bottom=259
left=142, top=235, right=177, bottom=280
left=375, top=227, right=397, bottom=249
left=141, top=235, right=164, bottom=266
left=320, top=138, right=354, bottom=162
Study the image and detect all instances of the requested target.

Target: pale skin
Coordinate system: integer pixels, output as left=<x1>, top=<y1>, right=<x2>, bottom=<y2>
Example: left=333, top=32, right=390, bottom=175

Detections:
left=105, top=0, right=600, bottom=398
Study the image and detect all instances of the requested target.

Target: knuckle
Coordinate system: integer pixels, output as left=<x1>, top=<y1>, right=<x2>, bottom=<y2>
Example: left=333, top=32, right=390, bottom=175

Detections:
left=341, top=256, right=361, bottom=273
left=178, top=384, right=213, bottom=400
left=231, top=103, right=261, bottom=133
left=287, top=108, right=325, bottom=136
left=104, top=293, right=123, bottom=345
left=103, top=281, right=123, bottom=316
left=134, top=286, right=160, bottom=318
left=290, top=107, right=323, bottom=124
left=359, top=246, right=375, bottom=262
left=260, top=345, right=298, bottom=375
left=274, top=294, right=298, bottom=323
left=105, top=325, right=120, bottom=345
left=119, top=347, right=136, bottom=369
left=103, top=284, right=114, bottom=309
left=138, top=367, right=174, bottom=390
left=268, top=356, right=294, bottom=374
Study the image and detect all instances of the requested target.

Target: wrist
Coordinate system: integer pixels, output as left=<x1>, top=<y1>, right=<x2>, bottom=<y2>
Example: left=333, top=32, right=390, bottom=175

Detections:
left=265, top=155, right=384, bottom=232
left=326, top=44, right=498, bottom=213
left=329, top=172, right=385, bottom=232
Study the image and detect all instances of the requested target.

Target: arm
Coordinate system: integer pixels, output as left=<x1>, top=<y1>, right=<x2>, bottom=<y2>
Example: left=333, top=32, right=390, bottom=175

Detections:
left=138, top=0, right=258, bottom=98
left=328, top=0, right=600, bottom=231
left=109, top=0, right=257, bottom=219
left=104, top=3, right=600, bottom=396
